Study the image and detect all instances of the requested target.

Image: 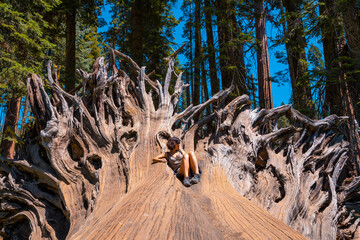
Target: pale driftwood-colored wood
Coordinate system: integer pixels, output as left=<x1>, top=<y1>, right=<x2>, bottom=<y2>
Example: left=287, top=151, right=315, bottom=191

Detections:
left=69, top=157, right=305, bottom=240
left=0, top=50, right=358, bottom=240
left=207, top=104, right=360, bottom=240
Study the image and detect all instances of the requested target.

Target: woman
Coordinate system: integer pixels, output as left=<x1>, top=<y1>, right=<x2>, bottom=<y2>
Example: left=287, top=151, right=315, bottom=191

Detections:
left=152, top=137, right=201, bottom=187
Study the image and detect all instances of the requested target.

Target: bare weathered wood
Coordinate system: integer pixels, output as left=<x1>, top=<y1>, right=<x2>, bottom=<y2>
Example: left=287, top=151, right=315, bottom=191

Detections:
left=1, top=51, right=359, bottom=240
left=207, top=101, right=360, bottom=239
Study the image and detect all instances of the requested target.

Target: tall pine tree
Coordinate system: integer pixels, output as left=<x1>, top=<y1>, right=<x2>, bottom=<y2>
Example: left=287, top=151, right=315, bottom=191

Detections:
left=106, top=0, right=178, bottom=78
left=255, top=0, right=273, bottom=109
left=0, top=0, right=60, bottom=158
left=215, top=0, right=247, bottom=97
left=279, top=0, right=314, bottom=116
left=204, top=0, right=219, bottom=97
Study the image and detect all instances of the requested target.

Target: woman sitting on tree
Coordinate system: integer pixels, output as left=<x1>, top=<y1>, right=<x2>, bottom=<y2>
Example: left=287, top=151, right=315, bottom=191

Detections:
left=152, top=137, right=201, bottom=187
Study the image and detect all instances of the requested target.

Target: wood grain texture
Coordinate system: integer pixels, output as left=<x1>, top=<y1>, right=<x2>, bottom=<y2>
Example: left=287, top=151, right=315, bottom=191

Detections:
left=2, top=52, right=358, bottom=240
left=70, top=158, right=305, bottom=240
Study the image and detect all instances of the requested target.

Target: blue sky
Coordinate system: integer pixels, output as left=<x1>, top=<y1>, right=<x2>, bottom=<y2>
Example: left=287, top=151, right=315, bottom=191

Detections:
left=99, top=1, right=292, bottom=108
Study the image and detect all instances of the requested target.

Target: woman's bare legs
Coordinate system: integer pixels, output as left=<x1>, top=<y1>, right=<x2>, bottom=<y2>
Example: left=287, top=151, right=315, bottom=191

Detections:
left=179, top=153, right=190, bottom=177
left=188, top=151, right=199, bottom=174
left=179, top=151, right=199, bottom=176
left=178, top=152, right=200, bottom=186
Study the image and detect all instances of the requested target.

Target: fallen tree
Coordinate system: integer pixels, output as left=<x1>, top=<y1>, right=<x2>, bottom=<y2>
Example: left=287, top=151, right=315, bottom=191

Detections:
left=0, top=49, right=359, bottom=239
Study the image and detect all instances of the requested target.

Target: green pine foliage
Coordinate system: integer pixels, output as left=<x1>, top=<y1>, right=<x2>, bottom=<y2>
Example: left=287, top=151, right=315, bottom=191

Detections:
left=0, top=0, right=60, bottom=100
left=106, top=0, right=178, bottom=78
left=40, top=0, right=105, bottom=89
left=77, top=25, right=104, bottom=73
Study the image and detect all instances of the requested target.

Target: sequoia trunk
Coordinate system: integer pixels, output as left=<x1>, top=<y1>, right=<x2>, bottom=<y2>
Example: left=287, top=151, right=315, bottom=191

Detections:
left=0, top=97, right=21, bottom=159
left=204, top=0, right=219, bottom=96
left=65, top=7, right=76, bottom=92
left=255, top=0, right=273, bottom=109
left=282, top=0, right=313, bottom=116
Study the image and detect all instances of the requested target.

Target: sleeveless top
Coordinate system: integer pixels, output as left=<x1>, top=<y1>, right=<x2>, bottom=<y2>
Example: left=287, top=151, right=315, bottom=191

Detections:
left=166, top=151, right=183, bottom=170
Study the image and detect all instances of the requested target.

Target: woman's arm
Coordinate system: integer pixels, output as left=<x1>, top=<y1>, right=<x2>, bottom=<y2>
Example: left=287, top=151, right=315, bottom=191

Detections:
left=179, top=148, right=186, bottom=156
left=152, top=152, right=167, bottom=163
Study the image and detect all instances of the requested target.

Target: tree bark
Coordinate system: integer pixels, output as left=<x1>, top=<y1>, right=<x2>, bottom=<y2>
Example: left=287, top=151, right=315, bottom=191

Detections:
left=129, top=0, right=145, bottom=67
left=201, top=42, right=209, bottom=108
left=339, top=0, right=360, bottom=124
left=251, top=74, right=257, bottom=108
left=214, top=0, right=233, bottom=91
left=215, top=0, right=229, bottom=91
left=319, top=0, right=344, bottom=116
left=320, top=0, right=360, bottom=173
left=188, top=4, right=194, bottom=106
left=215, top=0, right=247, bottom=98
left=20, top=96, right=29, bottom=133
left=229, top=7, right=247, bottom=97
left=204, top=0, right=219, bottom=96
left=281, top=0, right=313, bottom=116
left=0, top=97, right=21, bottom=159
left=255, top=0, right=273, bottom=109
left=65, top=7, right=77, bottom=92
left=193, top=0, right=201, bottom=106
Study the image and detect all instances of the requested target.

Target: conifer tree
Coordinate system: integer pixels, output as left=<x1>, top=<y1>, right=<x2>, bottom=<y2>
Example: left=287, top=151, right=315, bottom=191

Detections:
left=194, top=0, right=201, bottom=106
left=255, top=0, right=273, bottom=109
left=201, top=42, right=209, bottom=104
left=181, top=0, right=194, bottom=103
left=0, top=0, right=60, bottom=158
left=281, top=0, right=314, bottom=116
left=319, top=0, right=360, bottom=165
left=59, top=0, right=103, bottom=92
left=339, top=0, right=360, bottom=122
left=106, top=0, right=178, bottom=78
left=77, top=25, right=104, bottom=73
left=214, top=0, right=247, bottom=98
left=318, top=0, right=343, bottom=116
left=204, top=0, right=219, bottom=97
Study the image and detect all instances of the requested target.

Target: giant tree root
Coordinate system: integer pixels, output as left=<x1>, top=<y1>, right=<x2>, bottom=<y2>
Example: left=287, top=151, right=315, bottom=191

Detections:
left=0, top=51, right=358, bottom=239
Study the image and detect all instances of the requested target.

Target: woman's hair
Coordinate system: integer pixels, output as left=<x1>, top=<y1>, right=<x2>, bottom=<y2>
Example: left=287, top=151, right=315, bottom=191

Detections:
left=167, top=137, right=180, bottom=151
